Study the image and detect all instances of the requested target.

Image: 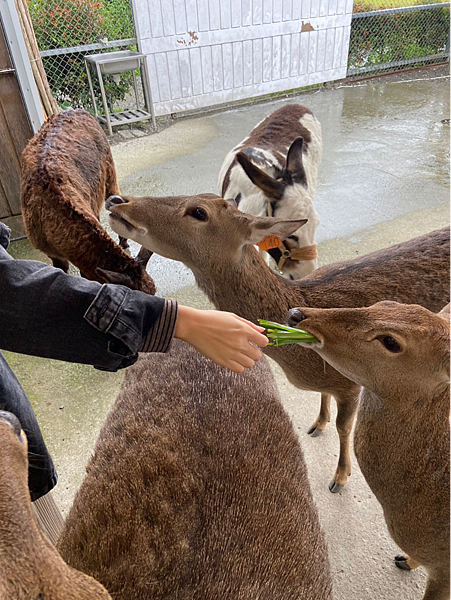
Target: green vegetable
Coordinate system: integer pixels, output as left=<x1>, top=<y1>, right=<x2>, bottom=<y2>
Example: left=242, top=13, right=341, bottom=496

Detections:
left=258, top=319, right=319, bottom=347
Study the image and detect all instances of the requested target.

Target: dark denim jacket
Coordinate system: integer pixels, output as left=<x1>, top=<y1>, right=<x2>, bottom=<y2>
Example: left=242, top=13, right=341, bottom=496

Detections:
left=0, top=222, right=177, bottom=499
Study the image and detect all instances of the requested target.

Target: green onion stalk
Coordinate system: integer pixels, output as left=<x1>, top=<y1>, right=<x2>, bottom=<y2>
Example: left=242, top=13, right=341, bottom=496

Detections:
left=258, top=319, right=319, bottom=347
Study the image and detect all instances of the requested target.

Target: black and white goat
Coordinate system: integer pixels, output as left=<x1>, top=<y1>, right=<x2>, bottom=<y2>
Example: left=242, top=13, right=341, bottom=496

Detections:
left=218, top=104, right=322, bottom=279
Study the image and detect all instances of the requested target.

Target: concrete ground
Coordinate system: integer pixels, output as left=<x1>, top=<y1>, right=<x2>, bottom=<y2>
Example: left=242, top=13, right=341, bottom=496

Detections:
left=5, top=71, right=450, bottom=599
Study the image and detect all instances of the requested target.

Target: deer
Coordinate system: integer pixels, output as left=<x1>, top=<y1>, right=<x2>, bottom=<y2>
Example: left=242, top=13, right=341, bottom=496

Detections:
left=20, top=108, right=155, bottom=294
left=104, top=192, right=450, bottom=492
left=58, top=341, right=333, bottom=600
left=0, top=410, right=111, bottom=599
left=286, top=301, right=450, bottom=600
left=218, top=104, right=322, bottom=279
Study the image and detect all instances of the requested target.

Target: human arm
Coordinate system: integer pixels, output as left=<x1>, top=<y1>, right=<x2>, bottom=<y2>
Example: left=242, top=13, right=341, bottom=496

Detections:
left=1, top=223, right=267, bottom=373
left=174, top=305, right=268, bottom=373
left=0, top=225, right=174, bottom=371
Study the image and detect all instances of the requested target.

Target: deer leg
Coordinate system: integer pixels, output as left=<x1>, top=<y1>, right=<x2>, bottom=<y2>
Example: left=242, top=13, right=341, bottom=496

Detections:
left=329, top=393, right=359, bottom=493
left=395, top=555, right=421, bottom=570
left=307, top=393, right=332, bottom=436
left=135, top=246, right=153, bottom=268
left=422, top=572, right=450, bottom=600
left=50, top=257, right=70, bottom=273
left=118, top=236, right=129, bottom=250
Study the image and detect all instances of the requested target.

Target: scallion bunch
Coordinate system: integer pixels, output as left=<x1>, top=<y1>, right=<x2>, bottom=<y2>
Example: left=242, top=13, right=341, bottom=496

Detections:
left=258, top=319, right=319, bottom=347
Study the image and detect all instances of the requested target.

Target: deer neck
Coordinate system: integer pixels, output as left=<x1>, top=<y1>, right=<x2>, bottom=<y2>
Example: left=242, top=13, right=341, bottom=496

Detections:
left=355, top=386, right=450, bottom=524
left=190, top=245, right=304, bottom=323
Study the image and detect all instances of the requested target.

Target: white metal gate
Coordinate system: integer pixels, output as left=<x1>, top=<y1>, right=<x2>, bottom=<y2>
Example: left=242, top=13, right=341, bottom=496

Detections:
left=134, top=0, right=353, bottom=116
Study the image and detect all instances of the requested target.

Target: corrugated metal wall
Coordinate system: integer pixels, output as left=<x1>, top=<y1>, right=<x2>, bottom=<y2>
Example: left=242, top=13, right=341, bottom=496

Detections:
left=135, top=0, right=353, bottom=116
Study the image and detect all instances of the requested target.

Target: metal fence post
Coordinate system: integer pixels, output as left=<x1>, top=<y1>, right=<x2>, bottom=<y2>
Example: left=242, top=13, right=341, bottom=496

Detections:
left=445, top=27, right=451, bottom=75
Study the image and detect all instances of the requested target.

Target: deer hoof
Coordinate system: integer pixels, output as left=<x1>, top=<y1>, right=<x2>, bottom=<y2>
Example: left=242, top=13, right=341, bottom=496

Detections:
left=328, top=480, right=344, bottom=494
left=395, top=556, right=411, bottom=570
left=307, top=425, right=323, bottom=437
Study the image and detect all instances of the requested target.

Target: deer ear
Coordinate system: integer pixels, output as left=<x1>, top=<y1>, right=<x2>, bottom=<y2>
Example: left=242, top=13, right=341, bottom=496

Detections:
left=236, top=152, right=284, bottom=200
left=224, top=197, right=238, bottom=209
left=285, top=137, right=307, bottom=186
left=439, top=303, right=450, bottom=316
left=438, top=302, right=451, bottom=385
left=247, top=218, right=308, bottom=245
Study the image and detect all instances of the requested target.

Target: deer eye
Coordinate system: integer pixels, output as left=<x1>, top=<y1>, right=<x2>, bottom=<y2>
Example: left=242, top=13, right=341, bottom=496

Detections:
left=381, top=336, right=401, bottom=353
left=191, top=207, right=208, bottom=221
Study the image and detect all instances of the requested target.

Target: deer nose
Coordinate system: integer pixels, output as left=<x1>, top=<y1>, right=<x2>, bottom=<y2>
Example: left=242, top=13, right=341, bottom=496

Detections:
left=0, top=411, right=22, bottom=438
left=105, top=195, right=128, bottom=210
left=287, top=308, right=307, bottom=327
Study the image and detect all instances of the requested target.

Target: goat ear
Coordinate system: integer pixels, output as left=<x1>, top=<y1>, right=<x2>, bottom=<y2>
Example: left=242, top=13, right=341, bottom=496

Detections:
left=96, top=267, right=134, bottom=288
left=286, top=137, right=307, bottom=186
left=236, top=152, right=284, bottom=200
left=247, top=218, right=308, bottom=245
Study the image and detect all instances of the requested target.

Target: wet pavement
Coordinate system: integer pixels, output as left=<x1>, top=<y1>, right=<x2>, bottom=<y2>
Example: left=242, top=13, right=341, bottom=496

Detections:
left=5, top=73, right=450, bottom=599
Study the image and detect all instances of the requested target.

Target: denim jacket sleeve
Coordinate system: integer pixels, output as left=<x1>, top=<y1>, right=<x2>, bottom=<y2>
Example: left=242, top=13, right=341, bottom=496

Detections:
left=0, top=223, right=177, bottom=371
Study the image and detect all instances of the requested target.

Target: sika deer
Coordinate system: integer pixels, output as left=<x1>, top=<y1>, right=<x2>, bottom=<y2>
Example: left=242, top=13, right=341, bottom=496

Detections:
left=21, top=109, right=155, bottom=294
left=105, top=192, right=450, bottom=492
left=0, top=410, right=111, bottom=599
left=287, top=301, right=450, bottom=600
left=58, top=341, right=332, bottom=600
left=218, top=104, right=322, bottom=279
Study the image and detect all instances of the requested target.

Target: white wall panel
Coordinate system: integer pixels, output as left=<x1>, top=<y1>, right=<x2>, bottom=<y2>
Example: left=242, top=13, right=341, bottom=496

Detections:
left=136, top=0, right=352, bottom=115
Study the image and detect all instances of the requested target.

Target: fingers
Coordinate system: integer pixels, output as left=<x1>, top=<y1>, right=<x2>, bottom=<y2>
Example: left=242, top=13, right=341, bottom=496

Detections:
left=227, top=361, right=245, bottom=374
left=247, top=330, right=269, bottom=348
left=235, top=315, right=266, bottom=333
left=242, top=343, right=263, bottom=362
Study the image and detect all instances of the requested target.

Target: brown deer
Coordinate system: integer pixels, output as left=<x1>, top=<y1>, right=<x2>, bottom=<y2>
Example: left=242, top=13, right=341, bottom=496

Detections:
left=218, top=104, right=322, bottom=279
left=0, top=410, right=111, bottom=599
left=105, top=192, right=450, bottom=492
left=58, top=341, right=333, bottom=600
left=21, top=109, right=155, bottom=294
left=286, top=301, right=450, bottom=600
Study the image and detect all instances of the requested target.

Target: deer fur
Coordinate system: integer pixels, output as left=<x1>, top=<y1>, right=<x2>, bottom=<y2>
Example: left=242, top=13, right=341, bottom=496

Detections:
left=58, top=341, right=332, bottom=600
left=286, top=301, right=450, bottom=600
left=20, top=109, right=155, bottom=294
left=218, top=104, right=322, bottom=279
left=105, top=192, right=450, bottom=492
left=0, top=410, right=111, bottom=599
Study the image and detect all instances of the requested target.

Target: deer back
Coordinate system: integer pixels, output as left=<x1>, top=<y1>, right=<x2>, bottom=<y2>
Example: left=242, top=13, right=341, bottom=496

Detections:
left=59, top=341, right=332, bottom=600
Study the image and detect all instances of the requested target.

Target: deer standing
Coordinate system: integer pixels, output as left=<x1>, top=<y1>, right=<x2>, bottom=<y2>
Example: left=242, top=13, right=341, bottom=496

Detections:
left=58, top=341, right=333, bottom=599
left=287, top=301, right=450, bottom=600
left=219, top=104, right=322, bottom=279
left=105, top=192, right=450, bottom=492
left=0, top=410, right=111, bottom=599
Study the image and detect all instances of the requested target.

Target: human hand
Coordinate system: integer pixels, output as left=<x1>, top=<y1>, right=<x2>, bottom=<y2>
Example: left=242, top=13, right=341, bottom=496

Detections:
left=174, top=306, right=268, bottom=373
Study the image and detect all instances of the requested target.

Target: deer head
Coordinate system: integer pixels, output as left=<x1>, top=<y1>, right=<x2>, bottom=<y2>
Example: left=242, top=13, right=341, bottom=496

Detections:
left=105, top=194, right=306, bottom=270
left=286, top=301, right=450, bottom=400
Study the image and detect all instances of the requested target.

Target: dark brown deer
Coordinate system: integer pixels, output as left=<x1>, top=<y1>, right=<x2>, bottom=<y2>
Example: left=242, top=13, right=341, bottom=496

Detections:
left=21, top=109, right=155, bottom=294
left=104, top=192, right=450, bottom=492
left=0, top=410, right=111, bottom=599
left=287, top=301, right=450, bottom=600
left=58, top=341, right=332, bottom=599
left=218, top=104, right=322, bottom=279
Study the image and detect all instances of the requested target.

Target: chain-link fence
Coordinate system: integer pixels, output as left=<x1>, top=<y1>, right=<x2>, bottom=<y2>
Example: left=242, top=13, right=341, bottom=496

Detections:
left=28, top=0, right=139, bottom=112
left=348, top=1, right=450, bottom=76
